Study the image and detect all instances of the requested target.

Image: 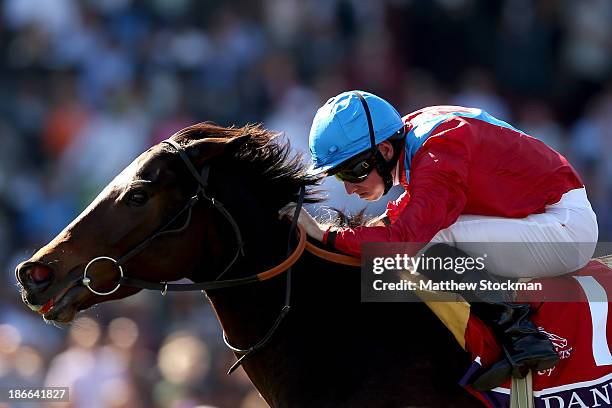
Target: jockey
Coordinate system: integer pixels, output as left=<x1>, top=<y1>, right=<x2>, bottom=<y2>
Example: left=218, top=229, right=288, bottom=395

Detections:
left=285, top=91, right=599, bottom=390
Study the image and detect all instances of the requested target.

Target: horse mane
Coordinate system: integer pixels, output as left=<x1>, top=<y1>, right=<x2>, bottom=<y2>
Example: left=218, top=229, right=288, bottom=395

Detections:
left=172, top=122, right=324, bottom=204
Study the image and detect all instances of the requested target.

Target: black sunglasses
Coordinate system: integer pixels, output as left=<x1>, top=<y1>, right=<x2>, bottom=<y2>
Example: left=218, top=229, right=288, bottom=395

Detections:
left=333, top=153, right=376, bottom=183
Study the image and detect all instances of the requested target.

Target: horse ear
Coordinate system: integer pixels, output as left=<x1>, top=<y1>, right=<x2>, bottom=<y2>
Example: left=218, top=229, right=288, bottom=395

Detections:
left=184, top=135, right=250, bottom=165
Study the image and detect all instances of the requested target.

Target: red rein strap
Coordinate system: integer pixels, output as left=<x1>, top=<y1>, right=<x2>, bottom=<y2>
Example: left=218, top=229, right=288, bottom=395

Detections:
left=304, top=240, right=361, bottom=267
left=256, top=224, right=307, bottom=281
left=255, top=225, right=360, bottom=282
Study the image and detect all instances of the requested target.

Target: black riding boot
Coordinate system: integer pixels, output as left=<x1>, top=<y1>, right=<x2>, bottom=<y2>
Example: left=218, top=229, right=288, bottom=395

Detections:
left=418, top=244, right=560, bottom=391
left=468, top=301, right=559, bottom=390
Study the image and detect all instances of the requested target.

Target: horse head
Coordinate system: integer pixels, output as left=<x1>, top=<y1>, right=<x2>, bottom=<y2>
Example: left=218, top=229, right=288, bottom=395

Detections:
left=16, top=122, right=319, bottom=323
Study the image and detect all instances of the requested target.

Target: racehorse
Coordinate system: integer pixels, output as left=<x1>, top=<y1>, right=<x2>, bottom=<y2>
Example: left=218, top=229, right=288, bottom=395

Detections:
left=15, top=122, right=488, bottom=407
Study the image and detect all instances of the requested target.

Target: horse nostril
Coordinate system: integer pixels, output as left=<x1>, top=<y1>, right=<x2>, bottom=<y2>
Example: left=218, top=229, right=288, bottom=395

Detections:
left=19, top=263, right=54, bottom=285
left=30, top=265, right=53, bottom=283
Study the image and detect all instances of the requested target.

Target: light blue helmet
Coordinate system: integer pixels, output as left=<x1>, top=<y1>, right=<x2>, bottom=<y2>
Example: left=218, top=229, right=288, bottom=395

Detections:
left=308, top=90, right=404, bottom=175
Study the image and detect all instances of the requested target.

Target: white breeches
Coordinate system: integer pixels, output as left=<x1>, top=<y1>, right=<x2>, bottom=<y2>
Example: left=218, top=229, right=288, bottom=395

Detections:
left=429, top=188, right=598, bottom=278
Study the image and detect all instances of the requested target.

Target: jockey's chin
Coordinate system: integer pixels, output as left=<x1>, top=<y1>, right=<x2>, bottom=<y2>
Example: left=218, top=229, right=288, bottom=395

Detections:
left=359, top=190, right=384, bottom=201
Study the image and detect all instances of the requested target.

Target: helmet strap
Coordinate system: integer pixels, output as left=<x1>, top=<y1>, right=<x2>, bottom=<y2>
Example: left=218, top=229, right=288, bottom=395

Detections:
left=373, top=151, right=394, bottom=195
left=353, top=91, right=394, bottom=196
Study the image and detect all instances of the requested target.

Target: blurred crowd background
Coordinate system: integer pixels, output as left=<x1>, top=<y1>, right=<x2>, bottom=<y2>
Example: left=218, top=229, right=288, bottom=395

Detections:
left=1, top=0, right=612, bottom=407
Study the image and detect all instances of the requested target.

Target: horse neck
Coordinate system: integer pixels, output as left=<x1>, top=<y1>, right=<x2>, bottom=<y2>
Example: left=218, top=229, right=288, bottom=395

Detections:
left=202, top=198, right=298, bottom=402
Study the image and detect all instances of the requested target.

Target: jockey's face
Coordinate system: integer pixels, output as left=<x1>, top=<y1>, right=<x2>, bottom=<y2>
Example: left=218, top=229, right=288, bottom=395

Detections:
left=341, top=141, right=395, bottom=202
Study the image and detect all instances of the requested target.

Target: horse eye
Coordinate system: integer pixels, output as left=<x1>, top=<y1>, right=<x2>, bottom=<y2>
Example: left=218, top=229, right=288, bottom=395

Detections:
left=126, top=190, right=149, bottom=206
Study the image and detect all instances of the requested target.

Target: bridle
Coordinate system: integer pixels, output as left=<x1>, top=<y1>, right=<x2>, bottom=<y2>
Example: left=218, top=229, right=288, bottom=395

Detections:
left=81, top=138, right=307, bottom=373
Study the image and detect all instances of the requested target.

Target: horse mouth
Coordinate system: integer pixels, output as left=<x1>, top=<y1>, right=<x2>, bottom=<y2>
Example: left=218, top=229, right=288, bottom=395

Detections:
left=23, top=283, right=89, bottom=323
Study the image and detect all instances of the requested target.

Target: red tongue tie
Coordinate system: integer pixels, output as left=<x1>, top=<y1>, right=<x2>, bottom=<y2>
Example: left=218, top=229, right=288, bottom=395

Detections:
left=30, top=265, right=51, bottom=283
left=39, top=298, right=54, bottom=315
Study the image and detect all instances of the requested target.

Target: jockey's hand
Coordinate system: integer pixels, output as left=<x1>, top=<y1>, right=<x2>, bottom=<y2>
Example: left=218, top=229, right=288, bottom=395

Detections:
left=278, top=203, right=325, bottom=242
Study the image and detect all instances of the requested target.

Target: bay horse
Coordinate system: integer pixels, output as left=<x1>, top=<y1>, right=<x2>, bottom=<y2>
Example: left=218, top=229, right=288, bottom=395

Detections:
left=16, top=123, right=481, bottom=407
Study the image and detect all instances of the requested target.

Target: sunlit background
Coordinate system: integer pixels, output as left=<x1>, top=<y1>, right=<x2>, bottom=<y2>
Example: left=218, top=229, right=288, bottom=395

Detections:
left=1, top=0, right=612, bottom=407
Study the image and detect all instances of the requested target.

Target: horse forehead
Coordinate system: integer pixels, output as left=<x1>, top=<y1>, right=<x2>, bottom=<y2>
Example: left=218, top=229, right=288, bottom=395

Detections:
left=112, top=153, right=162, bottom=188
left=125, top=148, right=165, bottom=182
left=113, top=159, right=143, bottom=185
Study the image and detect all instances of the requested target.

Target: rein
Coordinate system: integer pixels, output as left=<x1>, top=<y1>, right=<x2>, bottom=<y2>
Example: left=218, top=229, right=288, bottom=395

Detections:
left=305, top=241, right=361, bottom=267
